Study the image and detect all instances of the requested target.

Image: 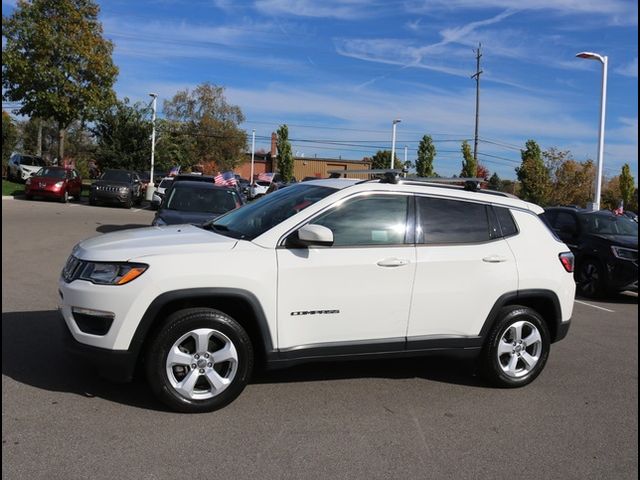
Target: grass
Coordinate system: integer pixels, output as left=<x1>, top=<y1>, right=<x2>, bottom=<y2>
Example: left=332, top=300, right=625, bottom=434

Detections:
left=2, top=179, right=24, bottom=197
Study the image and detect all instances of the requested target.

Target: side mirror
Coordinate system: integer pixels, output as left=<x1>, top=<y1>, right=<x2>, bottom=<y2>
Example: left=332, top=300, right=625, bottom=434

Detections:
left=291, top=224, right=334, bottom=247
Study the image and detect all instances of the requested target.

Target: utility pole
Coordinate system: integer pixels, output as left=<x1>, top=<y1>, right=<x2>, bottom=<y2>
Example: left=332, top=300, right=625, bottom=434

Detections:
left=145, top=93, right=158, bottom=201
left=471, top=43, right=482, bottom=173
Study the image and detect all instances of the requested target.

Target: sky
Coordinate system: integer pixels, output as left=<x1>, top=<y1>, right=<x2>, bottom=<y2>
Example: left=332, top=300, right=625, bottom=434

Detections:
left=2, top=0, right=638, bottom=180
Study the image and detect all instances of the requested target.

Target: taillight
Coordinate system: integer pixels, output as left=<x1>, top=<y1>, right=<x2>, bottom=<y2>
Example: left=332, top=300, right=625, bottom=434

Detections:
left=559, top=252, right=575, bottom=272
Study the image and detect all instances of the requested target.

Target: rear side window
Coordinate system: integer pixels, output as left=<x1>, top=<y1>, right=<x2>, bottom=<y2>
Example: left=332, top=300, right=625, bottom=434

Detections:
left=417, top=197, right=491, bottom=244
left=494, top=207, right=519, bottom=237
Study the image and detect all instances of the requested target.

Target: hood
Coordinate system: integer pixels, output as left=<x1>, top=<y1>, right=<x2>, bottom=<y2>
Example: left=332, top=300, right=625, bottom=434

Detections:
left=31, top=175, right=65, bottom=186
left=21, top=164, right=42, bottom=173
left=74, top=224, right=237, bottom=262
left=94, top=179, right=131, bottom=187
left=589, top=233, right=638, bottom=249
left=156, top=209, right=223, bottom=226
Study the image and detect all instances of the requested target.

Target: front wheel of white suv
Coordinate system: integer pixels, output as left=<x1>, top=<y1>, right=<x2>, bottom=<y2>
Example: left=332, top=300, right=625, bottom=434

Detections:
left=145, top=308, right=254, bottom=413
left=480, top=306, right=550, bottom=388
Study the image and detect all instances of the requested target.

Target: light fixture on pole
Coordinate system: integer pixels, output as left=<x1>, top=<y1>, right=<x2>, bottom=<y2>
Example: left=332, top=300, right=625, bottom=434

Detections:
left=390, top=119, right=401, bottom=169
left=576, top=51, right=608, bottom=211
left=146, top=93, right=158, bottom=201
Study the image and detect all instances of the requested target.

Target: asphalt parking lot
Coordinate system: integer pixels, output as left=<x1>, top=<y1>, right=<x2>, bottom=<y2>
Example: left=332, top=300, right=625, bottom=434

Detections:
left=2, top=197, right=638, bottom=480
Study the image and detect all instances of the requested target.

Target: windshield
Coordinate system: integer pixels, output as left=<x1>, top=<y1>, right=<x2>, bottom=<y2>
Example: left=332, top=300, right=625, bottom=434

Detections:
left=210, top=183, right=337, bottom=240
left=101, top=170, right=132, bottom=183
left=165, top=186, right=239, bottom=214
left=21, top=156, right=45, bottom=166
left=35, top=167, right=66, bottom=179
left=158, top=179, right=173, bottom=189
left=579, top=213, right=638, bottom=236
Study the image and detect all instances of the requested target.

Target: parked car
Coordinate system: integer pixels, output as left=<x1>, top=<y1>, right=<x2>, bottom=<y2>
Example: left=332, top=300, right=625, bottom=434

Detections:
left=89, top=169, right=144, bottom=208
left=25, top=166, right=82, bottom=203
left=150, top=176, right=174, bottom=210
left=543, top=207, right=638, bottom=297
left=151, top=180, right=243, bottom=226
left=60, top=173, right=575, bottom=412
left=7, top=153, right=46, bottom=182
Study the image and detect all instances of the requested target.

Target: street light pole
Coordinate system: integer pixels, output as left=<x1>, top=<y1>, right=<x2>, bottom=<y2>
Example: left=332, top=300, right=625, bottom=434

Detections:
left=576, top=51, right=608, bottom=211
left=146, top=93, right=158, bottom=201
left=250, top=128, right=255, bottom=182
left=390, top=119, right=401, bottom=169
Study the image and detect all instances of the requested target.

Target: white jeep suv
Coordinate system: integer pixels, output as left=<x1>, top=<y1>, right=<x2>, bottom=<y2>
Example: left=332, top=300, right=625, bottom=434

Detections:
left=59, top=175, right=575, bottom=412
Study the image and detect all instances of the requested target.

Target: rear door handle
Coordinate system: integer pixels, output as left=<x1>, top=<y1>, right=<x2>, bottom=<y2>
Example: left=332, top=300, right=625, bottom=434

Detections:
left=482, top=255, right=508, bottom=263
left=377, top=258, right=410, bottom=267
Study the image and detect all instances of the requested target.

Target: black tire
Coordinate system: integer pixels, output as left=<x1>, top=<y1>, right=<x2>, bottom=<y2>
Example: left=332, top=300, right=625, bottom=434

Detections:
left=145, top=308, right=254, bottom=413
left=577, top=258, right=607, bottom=298
left=125, top=195, right=133, bottom=209
left=89, top=196, right=97, bottom=206
left=25, top=193, right=33, bottom=200
left=480, top=306, right=550, bottom=388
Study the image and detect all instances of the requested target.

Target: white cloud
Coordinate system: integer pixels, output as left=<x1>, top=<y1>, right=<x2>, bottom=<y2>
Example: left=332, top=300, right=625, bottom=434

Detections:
left=254, top=0, right=385, bottom=19
left=615, top=57, right=638, bottom=78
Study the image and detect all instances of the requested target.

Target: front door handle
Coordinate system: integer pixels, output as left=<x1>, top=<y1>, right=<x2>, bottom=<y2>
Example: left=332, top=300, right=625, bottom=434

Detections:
left=482, top=255, right=508, bottom=263
left=377, top=258, right=410, bottom=267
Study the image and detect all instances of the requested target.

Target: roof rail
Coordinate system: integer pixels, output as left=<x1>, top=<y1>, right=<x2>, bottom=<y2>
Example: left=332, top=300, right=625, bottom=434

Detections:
left=326, top=169, right=518, bottom=198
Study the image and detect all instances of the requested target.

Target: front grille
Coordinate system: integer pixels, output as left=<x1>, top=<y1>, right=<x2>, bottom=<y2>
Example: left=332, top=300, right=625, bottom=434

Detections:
left=62, top=256, right=86, bottom=283
left=95, top=185, right=127, bottom=193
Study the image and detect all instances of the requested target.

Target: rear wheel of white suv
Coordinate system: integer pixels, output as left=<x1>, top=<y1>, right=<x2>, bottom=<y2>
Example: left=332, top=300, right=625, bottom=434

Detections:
left=145, top=308, right=254, bottom=413
left=480, top=306, right=550, bottom=388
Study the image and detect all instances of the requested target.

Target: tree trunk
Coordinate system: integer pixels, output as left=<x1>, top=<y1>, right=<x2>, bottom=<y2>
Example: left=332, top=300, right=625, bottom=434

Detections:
left=58, top=127, right=65, bottom=165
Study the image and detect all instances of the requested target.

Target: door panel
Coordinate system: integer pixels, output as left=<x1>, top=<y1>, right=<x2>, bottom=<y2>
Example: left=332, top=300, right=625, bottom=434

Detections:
left=277, top=246, right=416, bottom=349
left=407, top=240, right=517, bottom=337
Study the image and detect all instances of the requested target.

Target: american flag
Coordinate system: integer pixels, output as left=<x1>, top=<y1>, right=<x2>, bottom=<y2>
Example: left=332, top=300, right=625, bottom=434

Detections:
left=258, top=172, right=275, bottom=182
left=215, top=171, right=237, bottom=186
left=168, top=166, right=181, bottom=176
left=614, top=201, right=624, bottom=216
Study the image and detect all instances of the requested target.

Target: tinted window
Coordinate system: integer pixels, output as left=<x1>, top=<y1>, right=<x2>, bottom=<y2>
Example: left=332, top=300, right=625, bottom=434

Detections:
left=101, top=170, right=132, bottom=183
left=36, top=168, right=66, bottom=179
left=554, top=212, right=578, bottom=232
left=311, top=195, right=409, bottom=246
left=418, top=197, right=490, bottom=244
left=579, top=213, right=638, bottom=236
left=165, top=186, right=239, bottom=214
left=495, top=207, right=518, bottom=237
left=158, top=179, right=173, bottom=189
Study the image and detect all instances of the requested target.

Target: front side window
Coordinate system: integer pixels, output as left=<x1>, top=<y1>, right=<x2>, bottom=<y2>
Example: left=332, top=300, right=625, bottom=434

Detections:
left=418, top=197, right=491, bottom=244
left=310, top=194, right=409, bottom=246
left=101, top=170, right=132, bottom=183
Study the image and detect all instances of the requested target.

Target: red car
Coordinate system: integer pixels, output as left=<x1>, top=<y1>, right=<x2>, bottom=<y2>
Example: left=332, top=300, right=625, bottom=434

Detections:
left=25, top=166, right=82, bottom=203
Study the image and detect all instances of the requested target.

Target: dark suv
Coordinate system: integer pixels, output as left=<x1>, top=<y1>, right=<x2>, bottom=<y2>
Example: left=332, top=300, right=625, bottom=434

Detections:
left=89, top=169, right=144, bottom=208
left=543, top=207, right=638, bottom=297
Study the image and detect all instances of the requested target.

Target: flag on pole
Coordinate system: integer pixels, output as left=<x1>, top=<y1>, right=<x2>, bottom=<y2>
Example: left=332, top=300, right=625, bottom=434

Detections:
left=258, top=172, right=275, bottom=183
left=614, top=200, right=624, bottom=216
left=215, top=171, right=237, bottom=186
left=168, top=166, right=181, bottom=176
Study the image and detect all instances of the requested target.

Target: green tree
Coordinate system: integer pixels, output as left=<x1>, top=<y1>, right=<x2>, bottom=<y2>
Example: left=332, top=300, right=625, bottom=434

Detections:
left=370, top=150, right=401, bottom=169
left=515, top=140, right=550, bottom=205
left=91, top=98, right=152, bottom=171
left=20, top=117, right=58, bottom=160
left=460, top=140, right=477, bottom=178
left=488, top=172, right=502, bottom=191
left=2, top=0, right=118, bottom=161
left=619, top=163, right=635, bottom=209
left=276, top=124, right=294, bottom=182
left=155, top=119, right=197, bottom=172
left=415, top=135, right=436, bottom=177
left=2, top=111, right=19, bottom=174
left=163, top=83, right=246, bottom=171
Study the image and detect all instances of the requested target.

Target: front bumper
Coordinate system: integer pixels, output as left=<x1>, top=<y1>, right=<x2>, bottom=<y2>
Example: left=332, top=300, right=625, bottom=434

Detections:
left=60, top=312, right=137, bottom=382
left=26, top=186, right=64, bottom=199
left=554, top=319, right=571, bottom=343
left=91, top=189, right=131, bottom=204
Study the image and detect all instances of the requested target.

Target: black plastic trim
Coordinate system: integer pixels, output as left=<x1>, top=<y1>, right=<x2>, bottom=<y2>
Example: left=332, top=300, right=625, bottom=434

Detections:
left=479, top=289, right=564, bottom=342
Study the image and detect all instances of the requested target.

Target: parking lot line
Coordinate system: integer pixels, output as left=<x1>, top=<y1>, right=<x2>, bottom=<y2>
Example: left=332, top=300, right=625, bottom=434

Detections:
left=574, top=300, right=616, bottom=313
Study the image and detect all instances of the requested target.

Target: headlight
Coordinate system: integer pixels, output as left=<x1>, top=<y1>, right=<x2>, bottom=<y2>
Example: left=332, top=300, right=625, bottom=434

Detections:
left=120, top=186, right=129, bottom=192
left=54, top=181, right=64, bottom=188
left=153, top=217, right=167, bottom=226
left=77, top=262, right=148, bottom=285
left=611, top=246, right=638, bottom=262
